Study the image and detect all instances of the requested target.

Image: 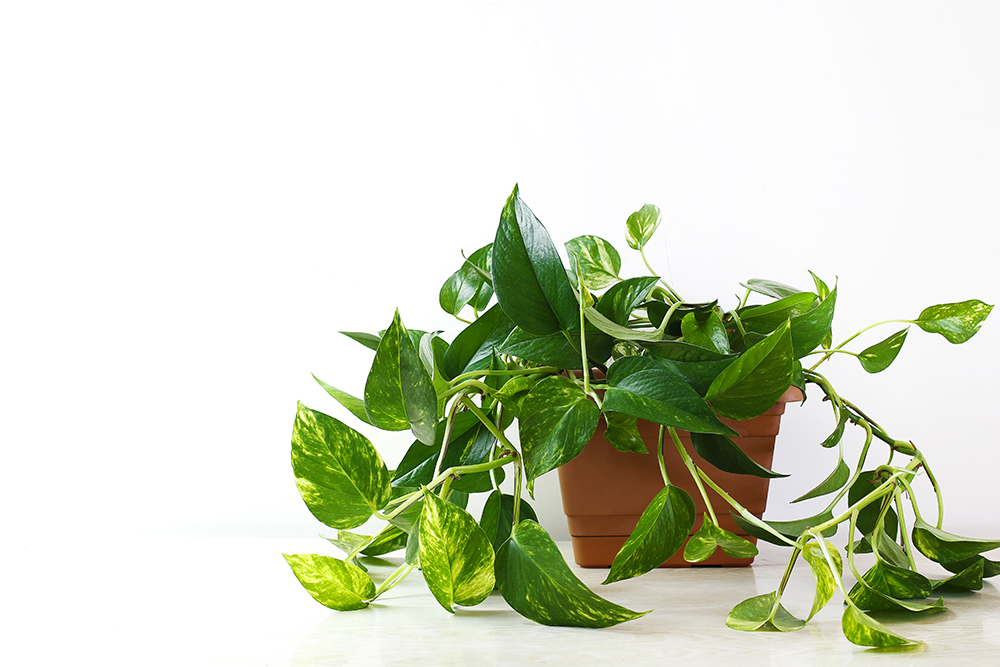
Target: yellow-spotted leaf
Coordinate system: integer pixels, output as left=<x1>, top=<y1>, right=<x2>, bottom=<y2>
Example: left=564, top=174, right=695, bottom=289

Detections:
left=726, top=592, right=805, bottom=632
left=283, top=553, right=375, bottom=611
left=801, top=541, right=842, bottom=620
left=842, top=604, right=918, bottom=647
left=605, top=485, right=695, bottom=583
left=684, top=517, right=758, bottom=563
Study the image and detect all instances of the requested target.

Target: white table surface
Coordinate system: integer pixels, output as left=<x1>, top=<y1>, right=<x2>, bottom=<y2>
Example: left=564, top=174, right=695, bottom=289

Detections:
left=4, top=535, right=998, bottom=666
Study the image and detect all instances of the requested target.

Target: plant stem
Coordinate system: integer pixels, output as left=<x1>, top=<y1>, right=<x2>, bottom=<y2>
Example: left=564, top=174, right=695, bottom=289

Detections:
left=894, top=490, right=918, bottom=571
left=578, top=270, right=591, bottom=395
left=696, top=468, right=797, bottom=547
left=824, top=418, right=873, bottom=513
left=656, top=425, right=670, bottom=486
left=460, top=395, right=517, bottom=451
left=432, top=396, right=465, bottom=479
left=448, top=366, right=560, bottom=386
left=809, top=319, right=912, bottom=370
left=668, top=427, right=717, bottom=525
left=640, top=247, right=682, bottom=302
left=512, top=459, right=523, bottom=526
left=372, top=562, right=416, bottom=599
left=812, top=470, right=910, bottom=534
left=917, top=454, right=945, bottom=529
left=439, top=379, right=493, bottom=401
left=897, top=476, right=927, bottom=525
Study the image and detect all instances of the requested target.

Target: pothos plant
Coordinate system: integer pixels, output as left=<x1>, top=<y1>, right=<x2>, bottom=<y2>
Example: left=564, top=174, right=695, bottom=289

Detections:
left=285, top=185, right=996, bottom=647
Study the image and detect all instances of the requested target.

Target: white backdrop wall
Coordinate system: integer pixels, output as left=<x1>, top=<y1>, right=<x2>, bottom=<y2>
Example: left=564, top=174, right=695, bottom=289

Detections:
left=3, top=1, right=998, bottom=543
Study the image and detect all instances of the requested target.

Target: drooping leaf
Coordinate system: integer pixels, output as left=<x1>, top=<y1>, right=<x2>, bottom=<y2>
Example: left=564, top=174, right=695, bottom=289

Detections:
left=941, top=554, right=1000, bottom=579
left=418, top=490, right=496, bottom=611
left=641, top=340, right=737, bottom=396
left=683, top=517, right=757, bottom=563
left=848, top=559, right=935, bottom=612
left=292, top=403, right=392, bottom=529
left=363, top=311, right=438, bottom=444
left=791, top=457, right=850, bottom=503
left=439, top=243, right=494, bottom=316
left=566, top=235, right=622, bottom=290
left=604, top=485, right=696, bottom=583
left=391, top=412, right=503, bottom=494
left=283, top=553, right=375, bottom=611
left=789, top=285, right=837, bottom=358
left=858, top=328, right=909, bottom=373
left=819, top=409, right=848, bottom=449
left=480, top=490, right=539, bottom=552
left=584, top=305, right=670, bottom=342
left=911, top=519, right=1000, bottom=563
left=914, top=300, right=992, bottom=344
left=731, top=510, right=837, bottom=547
left=624, top=204, right=661, bottom=251
left=603, top=356, right=737, bottom=436
left=596, top=276, right=660, bottom=325
left=690, top=432, right=787, bottom=478
left=931, top=559, right=984, bottom=591
left=441, top=304, right=517, bottom=379
left=499, top=327, right=613, bottom=369
left=519, top=376, right=600, bottom=489
left=726, top=592, right=805, bottom=632
left=801, top=540, right=842, bottom=620
left=492, top=185, right=579, bottom=335
left=603, top=411, right=648, bottom=454
left=321, top=529, right=370, bottom=557
left=492, top=375, right=542, bottom=418
left=496, top=520, right=648, bottom=627
left=842, top=604, right=918, bottom=647
left=360, top=527, right=408, bottom=556
left=681, top=309, right=730, bottom=354
left=313, top=375, right=373, bottom=426
left=706, top=321, right=794, bottom=420
left=848, top=471, right=898, bottom=540
left=742, top=279, right=803, bottom=300
left=340, top=330, right=382, bottom=351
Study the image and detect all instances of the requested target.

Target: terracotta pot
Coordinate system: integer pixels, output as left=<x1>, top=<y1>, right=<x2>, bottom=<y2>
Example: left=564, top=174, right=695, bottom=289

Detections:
left=557, top=387, right=802, bottom=568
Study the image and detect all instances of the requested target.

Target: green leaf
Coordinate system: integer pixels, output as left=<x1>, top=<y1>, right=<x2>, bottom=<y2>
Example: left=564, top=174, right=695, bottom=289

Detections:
left=690, top=432, right=787, bottom=478
left=603, top=411, right=648, bottom=454
left=604, top=485, right=696, bottom=583
left=739, top=293, right=817, bottom=336
left=931, top=559, right=984, bottom=591
left=819, top=409, right=848, bottom=449
left=604, top=356, right=737, bottom=436
left=360, top=527, right=408, bottom=556
left=340, top=330, right=382, bottom=351
left=742, top=279, right=803, bottom=300
left=292, top=403, right=392, bottom=529
left=809, top=271, right=831, bottom=300
left=801, top=541, right=842, bottom=620
left=791, top=457, right=849, bottom=503
left=363, top=311, right=438, bottom=445
left=624, top=204, right=661, bottom=251
left=565, top=235, right=622, bottom=290
left=492, top=375, right=542, bottom=418
left=492, top=185, right=579, bottom=335
left=283, top=553, right=375, bottom=611
left=313, top=375, right=373, bottom=426
left=914, top=299, right=993, bottom=344
left=942, top=554, right=1000, bottom=579
left=842, top=604, right=918, bottom=647
left=480, top=490, right=539, bottom=552
left=641, top=341, right=737, bottom=397
left=731, top=510, right=837, bottom=547
left=596, top=276, right=660, bottom=325
left=391, top=413, right=503, bottom=494
left=418, top=490, right=496, bottom=611
left=496, top=520, right=648, bottom=627
left=584, top=305, right=670, bottom=342
left=439, top=243, right=494, bottom=316
left=790, top=285, right=837, bottom=358
left=726, top=592, right=805, bottom=632
left=441, top=304, right=517, bottom=380
left=681, top=309, right=730, bottom=354
left=706, top=321, right=794, bottom=420
left=848, top=560, right=935, bottom=612
left=519, top=376, right=600, bottom=489
left=499, top=327, right=613, bottom=369
left=911, top=519, right=1000, bottom=563
left=848, top=471, right=898, bottom=540
left=683, top=517, right=757, bottom=563
left=858, top=328, right=909, bottom=373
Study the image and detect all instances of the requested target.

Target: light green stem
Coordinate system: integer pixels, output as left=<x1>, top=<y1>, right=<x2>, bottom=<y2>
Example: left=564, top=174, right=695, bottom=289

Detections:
left=668, top=427, right=717, bottom=525
left=432, top=395, right=465, bottom=479
left=656, top=425, right=670, bottom=486
left=460, top=396, right=517, bottom=451
left=697, top=468, right=797, bottom=547
left=372, top=562, right=415, bottom=599
left=809, top=319, right=912, bottom=371
left=894, top=491, right=918, bottom=571
left=640, top=247, right=682, bottom=302
left=578, top=270, right=591, bottom=395
left=824, top=418, right=873, bottom=513
left=448, top=366, right=560, bottom=386
left=439, top=379, right=493, bottom=400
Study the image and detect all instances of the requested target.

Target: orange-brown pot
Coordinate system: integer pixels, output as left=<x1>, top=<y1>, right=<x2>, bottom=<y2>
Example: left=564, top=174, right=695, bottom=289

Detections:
left=557, top=387, right=802, bottom=568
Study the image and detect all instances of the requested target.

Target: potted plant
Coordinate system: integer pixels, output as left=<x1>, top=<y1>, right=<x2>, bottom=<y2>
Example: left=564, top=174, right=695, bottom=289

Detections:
left=285, top=184, right=997, bottom=647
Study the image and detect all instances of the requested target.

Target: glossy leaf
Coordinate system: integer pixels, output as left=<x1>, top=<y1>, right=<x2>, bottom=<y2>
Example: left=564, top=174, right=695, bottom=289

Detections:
left=742, top=279, right=802, bottom=300
left=604, top=356, right=737, bottom=436
left=706, top=321, right=794, bottom=420
left=519, top=376, right=600, bottom=489
left=363, top=311, right=438, bottom=444
left=566, top=235, right=621, bottom=290
left=340, top=330, right=381, bottom=351
left=683, top=517, right=757, bottom=562
left=604, top=411, right=648, bottom=454
left=819, top=409, right=847, bottom=449
left=809, top=271, right=831, bottom=300
left=499, top=327, right=613, bottom=369
left=842, top=604, right=917, bottom=647
left=596, top=276, right=660, bottom=325
left=848, top=560, right=935, bottom=612
left=641, top=341, right=737, bottom=396
left=731, top=510, right=836, bottom=547
left=360, top=527, right=408, bottom=556
left=801, top=541, right=841, bottom=620
left=942, top=555, right=1000, bottom=579
left=480, top=490, right=539, bottom=552
left=911, top=519, right=1000, bottom=563
left=584, top=306, right=670, bottom=342
left=496, top=520, right=648, bottom=627
left=313, top=375, right=373, bottom=426
left=283, top=553, right=375, bottom=611
left=681, top=310, right=730, bottom=354
left=392, top=413, right=502, bottom=494
left=931, top=559, right=984, bottom=591
left=442, top=304, right=516, bottom=379
left=914, top=300, right=993, bottom=344
left=292, top=403, right=392, bottom=529
left=439, top=243, right=493, bottom=316
left=857, top=328, right=909, bottom=373
left=739, top=293, right=816, bottom=336
left=691, top=432, right=787, bottom=478
left=418, top=490, right=496, bottom=611
left=604, top=485, right=696, bottom=583
left=789, top=286, right=837, bottom=358
left=726, top=592, right=805, bottom=632
left=791, top=457, right=850, bottom=503
left=492, top=185, right=579, bottom=335
left=848, top=471, right=898, bottom=540
left=624, top=204, right=661, bottom=251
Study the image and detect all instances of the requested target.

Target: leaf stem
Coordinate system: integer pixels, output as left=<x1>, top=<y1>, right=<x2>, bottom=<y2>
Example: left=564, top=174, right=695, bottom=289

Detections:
left=917, top=454, right=944, bottom=529
left=640, top=247, right=682, bottom=302
left=894, top=490, right=918, bottom=571
left=668, top=427, right=717, bottom=525
left=823, top=418, right=873, bottom=514
left=809, top=319, right=912, bottom=370
left=656, top=426, right=670, bottom=486
left=448, top=366, right=561, bottom=386
left=513, top=459, right=523, bottom=526
left=578, top=270, right=591, bottom=395
left=432, top=396, right=465, bottom=479
left=439, top=379, right=493, bottom=400
left=372, top=562, right=416, bottom=600
left=460, top=395, right=517, bottom=451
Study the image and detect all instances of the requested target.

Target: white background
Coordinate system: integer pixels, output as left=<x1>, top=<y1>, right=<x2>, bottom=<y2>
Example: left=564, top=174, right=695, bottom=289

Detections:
left=3, top=1, right=999, bottom=547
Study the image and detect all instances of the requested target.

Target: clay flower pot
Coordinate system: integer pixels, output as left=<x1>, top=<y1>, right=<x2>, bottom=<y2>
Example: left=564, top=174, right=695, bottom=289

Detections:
left=557, top=387, right=802, bottom=568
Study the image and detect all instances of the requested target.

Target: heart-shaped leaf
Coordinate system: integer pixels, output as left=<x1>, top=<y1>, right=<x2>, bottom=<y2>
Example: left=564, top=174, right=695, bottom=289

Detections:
left=690, top=432, right=787, bottom=478
left=706, top=321, right=794, bottom=420
left=683, top=517, right=757, bottom=562
left=596, top=276, right=660, bottom=325
left=624, top=204, right=661, bottom=250
left=742, top=279, right=802, bottom=300
left=283, top=553, right=376, bottom=611
left=914, top=300, right=992, bottom=344
left=566, top=235, right=622, bottom=290
left=603, top=411, right=648, bottom=454
left=842, top=604, right=918, bottom=647
left=931, top=559, right=984, bottom=592
left=499, top=327, right=613, bottom=369
left=441, top=304, right=517, bottom=379
left=819, top=409, right=848, bottom=449
left=848, top=560, right=936, bottom=612
left=801, top=540, right=842, bottom=620
left=418, top=490, right=496, bottom=611
left=439, top=243, right=494, bottom=316
left=496, top=520, right=649, bottom=627
left=604, top=484, right=696, bottom=583
left=739, top=293, right=817, bottom=336
left=858, top=328, right=909, bottom=373
left=790, top=285, right=837, bottom=358
left=791, top=457, right=850, bottom=503
left=912, top=519, right=1000, bottom=563
left=681, top=309, right=730, bottom=354
left=292, top=403, right=392, bottom=529
left=519, top=376, right=600, bottom=489
left=731, top=510, right=836, bottom=546
left=942, top=555, right=1000, bottom=579
left=726, top=592, right=805, bottom=632
left=480, top=490, right=539, bottom=552
left=313, top=374, right=373, bottom=426
left=848, top=471, right=899, bottom=540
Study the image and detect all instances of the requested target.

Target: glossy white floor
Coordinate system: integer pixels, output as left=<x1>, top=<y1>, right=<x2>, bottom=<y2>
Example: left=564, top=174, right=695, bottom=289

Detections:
left=4, top=536, right=998, bottom=666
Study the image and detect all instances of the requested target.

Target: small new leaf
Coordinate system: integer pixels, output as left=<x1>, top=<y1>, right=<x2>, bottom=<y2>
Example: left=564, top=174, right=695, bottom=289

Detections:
left=858, top=328, right=908, bottom=373
left=625, top=204, right=661, bottom=251
left=566, top=235, right=622, bottom=290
